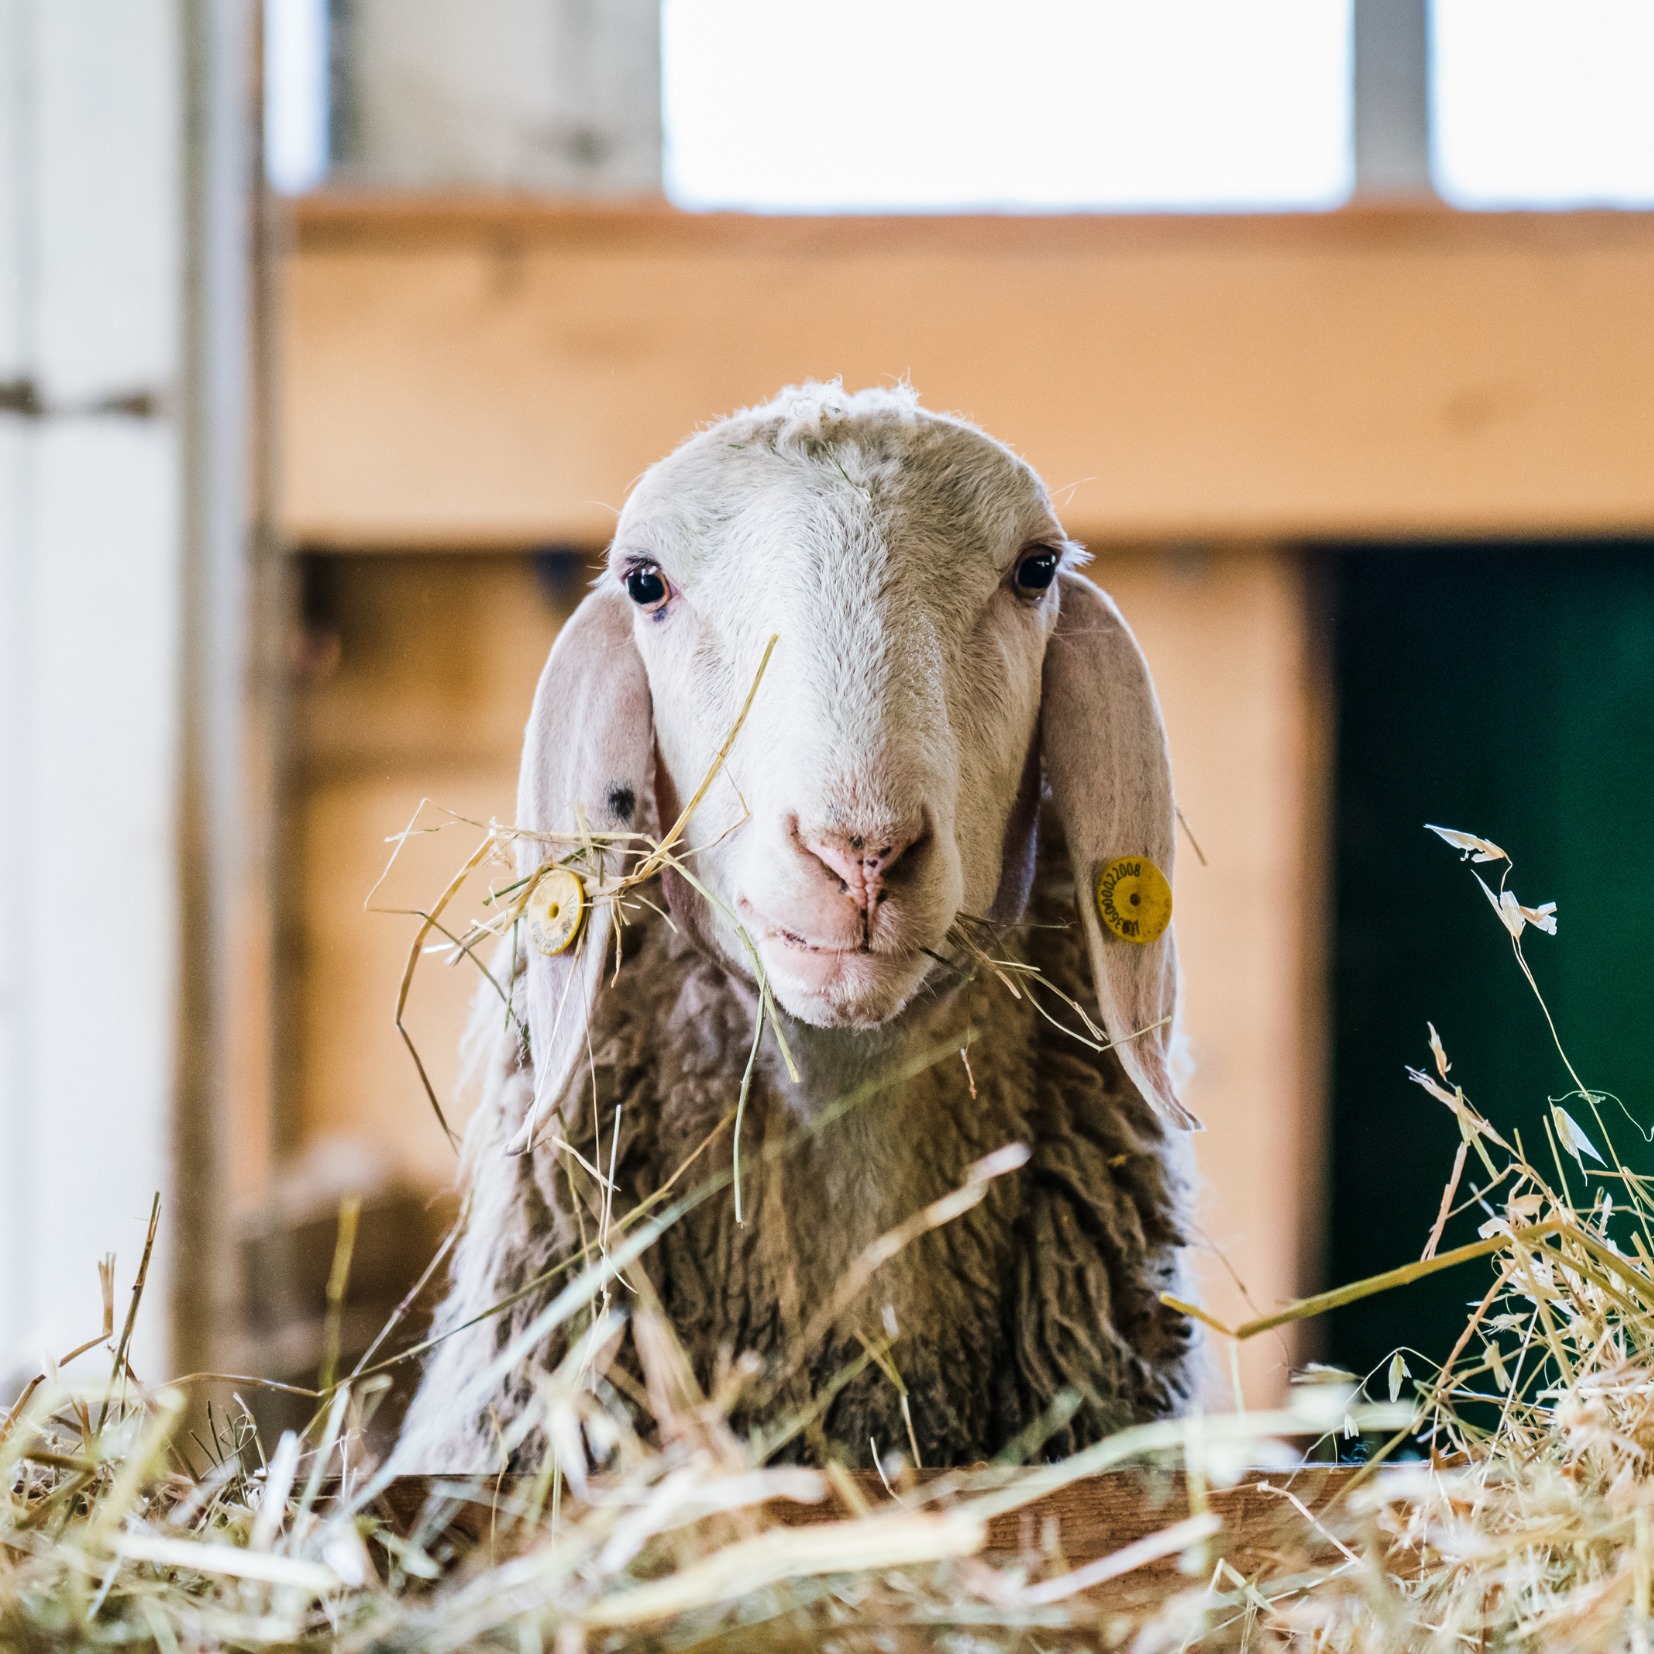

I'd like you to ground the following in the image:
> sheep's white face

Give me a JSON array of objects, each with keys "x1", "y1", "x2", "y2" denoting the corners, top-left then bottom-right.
[{"x1": 608, "y1": 392, "x2": 1071, "y2": 1030}]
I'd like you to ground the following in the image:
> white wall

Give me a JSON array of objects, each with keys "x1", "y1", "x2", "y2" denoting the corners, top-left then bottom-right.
[{"x1": 0, "y1": 0, "x2": 183, "y2": 1386}]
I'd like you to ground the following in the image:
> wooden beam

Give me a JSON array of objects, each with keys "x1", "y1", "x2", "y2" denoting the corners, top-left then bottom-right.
[{"x1": 282, "y1": 198, "x2": 1654, "y2": 547}]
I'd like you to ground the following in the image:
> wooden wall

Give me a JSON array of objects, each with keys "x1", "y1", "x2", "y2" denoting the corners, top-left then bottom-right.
[
  {"x1": 276, "y1": 200, "x2": 1654, "y2": 1406},
  {"x1": 285, "y1": 544, "x2": 1324, "y2": 1404},
  {"x1": 288, "y1": 554, "x2": 574, "y2": 1186}
]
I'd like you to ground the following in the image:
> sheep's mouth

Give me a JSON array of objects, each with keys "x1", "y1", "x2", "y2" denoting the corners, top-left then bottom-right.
[
  {"x1": 737, "y1": 900, "x2": 916, "y2": 961},
  {"x1": 730, "y1": 893, "x2": 946, "y2": 1028},
  {"x1": 770, "y1": 927, "x2": 867, "y2": 958}
]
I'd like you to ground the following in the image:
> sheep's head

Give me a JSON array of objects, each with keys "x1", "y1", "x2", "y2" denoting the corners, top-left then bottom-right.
[
  {"x1": 615, "y1": 386, "x2": 1059, "y2": 1031},
  {"x1": 515, "y1": 384, "x2": 1191, "y2": 1136}
]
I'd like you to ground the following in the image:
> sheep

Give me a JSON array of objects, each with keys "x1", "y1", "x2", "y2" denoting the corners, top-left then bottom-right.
[{"x1": 395, "y1": 382, "x2": 1200, "y2": 1472}]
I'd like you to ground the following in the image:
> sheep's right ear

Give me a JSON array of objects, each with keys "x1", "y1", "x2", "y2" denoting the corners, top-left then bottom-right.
[
  {"x1": 506, "y1": 585, "x2": 655, "y2": 1154},
  {"x1": 1040, "y1": 573, "x2": 1198, "y2": 1132}
]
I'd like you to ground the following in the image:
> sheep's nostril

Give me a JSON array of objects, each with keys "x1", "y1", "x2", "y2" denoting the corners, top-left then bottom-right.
[{"x1": 799, "y1": 816, "x2": 929, "y2": 910}]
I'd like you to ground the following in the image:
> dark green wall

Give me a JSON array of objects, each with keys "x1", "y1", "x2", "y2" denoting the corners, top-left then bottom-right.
[{"x1": 1327, "y1": 543, "x2": 1654, "y2": 1383}]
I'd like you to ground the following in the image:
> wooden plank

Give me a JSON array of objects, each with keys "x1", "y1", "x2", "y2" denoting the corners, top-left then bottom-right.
[
  {"x1": 1107, "y1": 547, "x2": 1327, "y2": 1405},
  {"x1": 286, "y1": 554, "x2": 574, "y2": 1186},
  {"x1": 281, "y1": 198, "x2": 1654, "y2": 546},
  {"x1": 375, "y1": 1465, "x2": 1357, "y2": 1601}
]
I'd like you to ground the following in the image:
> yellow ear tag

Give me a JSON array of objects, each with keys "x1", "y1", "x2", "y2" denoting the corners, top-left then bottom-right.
[
  {"x1": 1096, "y1": 856, "x2": 1172, "y2": 945},
  {"x1": 526, "y1": 868, "x2": 587, "y2": 956}
]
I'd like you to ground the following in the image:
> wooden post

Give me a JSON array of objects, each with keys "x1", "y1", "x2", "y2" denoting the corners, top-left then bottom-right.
[{"x1": 173, "y1": 0, "x2": 266, "y2": 1381}]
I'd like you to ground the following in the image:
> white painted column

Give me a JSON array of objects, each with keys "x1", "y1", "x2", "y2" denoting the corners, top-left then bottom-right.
[
  {"x1": 0, "y1": 2, "x2": 187, "y2": 1385},
  {"x1": 339, "y1": 0, "x2": 662, "y2": 193}
]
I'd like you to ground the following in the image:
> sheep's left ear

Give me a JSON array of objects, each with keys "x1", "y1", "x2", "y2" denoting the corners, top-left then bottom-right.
[
  {"x1": 506, "y1": 585, "x2": 656, "y2": 1154},
  {"x1": 1040, "y1": 573, "x2": 1197, "y2": 1131}
]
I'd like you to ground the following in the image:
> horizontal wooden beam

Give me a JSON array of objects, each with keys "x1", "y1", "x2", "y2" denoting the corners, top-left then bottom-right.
[{"x1": 281, "y1": 197, "x2": 1654, "y2": 546}]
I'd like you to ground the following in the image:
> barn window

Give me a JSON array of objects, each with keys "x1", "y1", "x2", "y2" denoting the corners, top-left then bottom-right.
[
  {"x1": 661, "y1": 0, "x2": 1356, "y2": 213},
  {"x1": 265, "y1": 0, "x2": 331, "y2": 194},
  {"x1": 1432, "y1": 0, "x2": 1654, "y2": 209}
]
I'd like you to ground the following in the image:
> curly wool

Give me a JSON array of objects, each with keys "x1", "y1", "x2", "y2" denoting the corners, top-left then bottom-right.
[{"x1": 398, "y1": 813, "x2": 1199, "y2": 1473}]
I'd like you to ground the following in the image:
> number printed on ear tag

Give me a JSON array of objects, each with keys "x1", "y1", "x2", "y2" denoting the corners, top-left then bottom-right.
[
  {"x1": 526, "y1": 868, "x2": 587, "y2": 956},
  {"x1": 1096, "y1": 856, "x2": 1172, "y2": 945}
]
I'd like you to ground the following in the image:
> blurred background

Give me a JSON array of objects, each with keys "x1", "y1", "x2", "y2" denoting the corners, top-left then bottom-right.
[{"x1": 4, "y1": 0, "x2": 1654, "y2": 1425}]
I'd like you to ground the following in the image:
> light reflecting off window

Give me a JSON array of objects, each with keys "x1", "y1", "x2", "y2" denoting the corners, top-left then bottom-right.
[
  {"x1": 265, "y1": 0, "x2": 330, "y2": 194},
  {"x1": 1433, "y1": 0, "x2": 1654, "y2": 208},
  {"x1": 663, "y1": 0, "x2": 1353, "y2": 214}
]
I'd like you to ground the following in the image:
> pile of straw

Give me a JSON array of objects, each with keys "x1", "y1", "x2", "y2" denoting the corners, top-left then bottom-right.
[
  {"x1": 6, "y1": 821, "x2": 1652, "y2": 1651},
  {"x1": 0, "y1": 1215, "x2": 1404, "y2": 1651}
]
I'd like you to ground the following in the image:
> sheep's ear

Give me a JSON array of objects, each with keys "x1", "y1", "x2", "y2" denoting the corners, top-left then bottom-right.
[
  {"x1": 507, "y1": 585, "x2": 655, "y2": 1154},
  {"x1": 1040, "y1": 573, "x2": 1197, "y2": 1131}
]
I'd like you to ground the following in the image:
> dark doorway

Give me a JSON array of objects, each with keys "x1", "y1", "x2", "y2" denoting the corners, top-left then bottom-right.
[{"x1": 1326, "y1": 542, "x2": 1654, "y2": 1385}]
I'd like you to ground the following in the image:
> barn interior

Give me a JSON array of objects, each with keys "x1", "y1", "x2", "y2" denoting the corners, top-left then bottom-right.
[{"x1": 4, "y1": 0, "x2": 1653, "y2": 1432}]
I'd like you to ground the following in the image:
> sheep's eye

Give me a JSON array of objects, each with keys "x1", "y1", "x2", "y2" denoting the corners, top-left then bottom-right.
[
  {"x1": 624, "y1": 562, "x2": 670, "y2": 611},
  {"x1": 1014, "y1": 548, "x2": 1059, "y2": 593}
]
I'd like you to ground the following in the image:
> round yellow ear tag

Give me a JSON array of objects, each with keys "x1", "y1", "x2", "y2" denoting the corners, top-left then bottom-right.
[
  {"x1": 526, "y1": 868, "x2": 587, "y2": 956},
  {"x1": 1096, "y1": 856, "x2": 1172, "y2": 945}
]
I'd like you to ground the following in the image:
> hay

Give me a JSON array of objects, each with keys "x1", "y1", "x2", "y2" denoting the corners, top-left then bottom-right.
[
  {"x1": 0, "y1": 1285, "x2": 1406, "y2": 1652},
  {"x1": 10, "y1": 815, "x2": 1654, "y2": 1649}
]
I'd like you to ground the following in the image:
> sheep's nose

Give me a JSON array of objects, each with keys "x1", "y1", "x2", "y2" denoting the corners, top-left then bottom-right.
[{"x1": 800, "y1": 816, "x2": 929, "y2": 910}]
